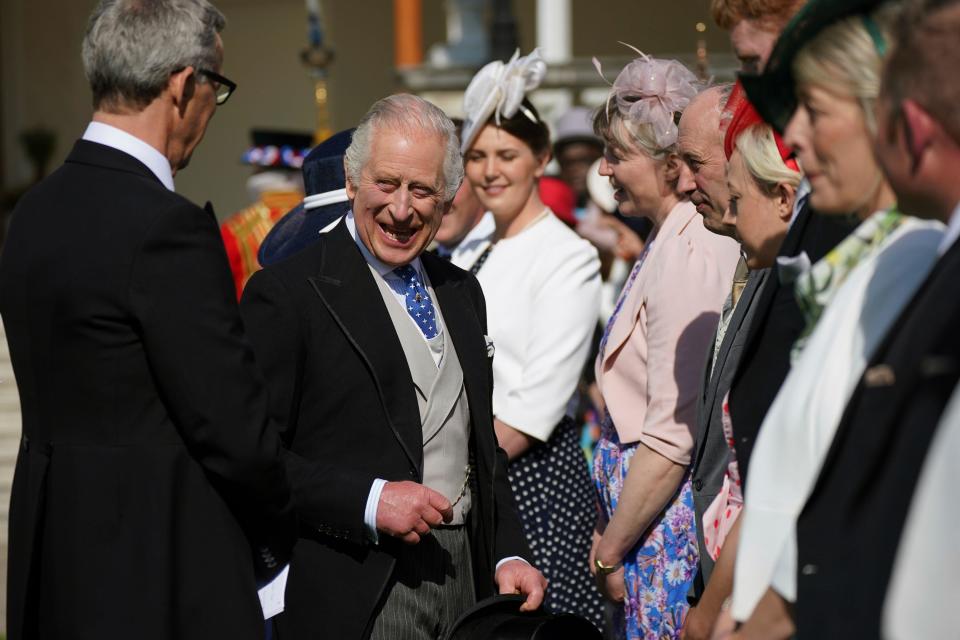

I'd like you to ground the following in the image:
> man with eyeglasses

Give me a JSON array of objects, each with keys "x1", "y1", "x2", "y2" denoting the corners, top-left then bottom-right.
[{"x1": 0, "y1": 1, "x2": 294, "y2": 639}]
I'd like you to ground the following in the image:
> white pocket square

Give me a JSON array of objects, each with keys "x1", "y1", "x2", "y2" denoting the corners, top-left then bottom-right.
[{"x1": 484, "y1": 335, "x2": 495, "y2": 359}]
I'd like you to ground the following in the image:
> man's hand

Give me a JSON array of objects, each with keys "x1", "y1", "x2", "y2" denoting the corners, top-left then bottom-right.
[
  {"x1": 376, "y1": 481, "x2": 453, "y2": 544},
  {"x1": 495, "y1": 560, "x2": 548, "y2": 612}
]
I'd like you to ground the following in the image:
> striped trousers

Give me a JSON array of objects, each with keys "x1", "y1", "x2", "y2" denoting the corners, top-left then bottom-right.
[{"x1": 370, "y1": 526, "x2": 475, "y2": 640}]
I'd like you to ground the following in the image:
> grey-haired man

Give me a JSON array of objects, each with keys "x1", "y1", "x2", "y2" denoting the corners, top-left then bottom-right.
[
  {"x1": 240, "y1": 93, "x2": 546, "y2": 640},
  {"x1": 0, "y1": 2, "x2": 294, "y2": 638}
]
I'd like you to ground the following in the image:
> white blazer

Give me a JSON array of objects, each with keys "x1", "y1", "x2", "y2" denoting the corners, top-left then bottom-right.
[{"x1": 732, "y1": 217, "x2": 944, "y2": 621}]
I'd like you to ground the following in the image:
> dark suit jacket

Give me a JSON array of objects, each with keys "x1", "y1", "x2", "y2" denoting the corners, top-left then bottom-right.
[
  {"x1": 690, "y1": 267, "x2": 769, "y2": 593},
  {"x1": 727, "y1": 203, "x2": 857, "y2": 486},
  {"x1": 239, "y1": 222, "x2": 530, "y2": 640},
  {"x1": 795, "y1": 238, "x2": 960, "y2": 638},
  {"x1": 0, "y1": 140, "x2": 295, "y2": 640}
]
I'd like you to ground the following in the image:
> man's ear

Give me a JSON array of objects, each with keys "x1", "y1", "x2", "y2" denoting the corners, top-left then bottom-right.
[
  {"x1": 168, "y1": 66, "x2": 196, "y2": 117},
  {"x1": 663, "y1": 152, "x2": 683, "y2": 183},
  {"x1": 344, "y1": 159, "x2": 357, "y2": 200},
  {"x1": 776, "y1": 182, "x2": 797, "y2": 223},
  {"x1": 901, "y1": 99, "x2": 936, "y2": 174}
]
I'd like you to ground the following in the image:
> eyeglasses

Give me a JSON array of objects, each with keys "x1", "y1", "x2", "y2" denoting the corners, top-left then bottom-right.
[{"x1": 197, "y1": 68, "x2": 237, "y2": 106}]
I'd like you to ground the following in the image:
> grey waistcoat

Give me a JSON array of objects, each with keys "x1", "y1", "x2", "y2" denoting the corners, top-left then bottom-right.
[{"x1": 371, "y1": 267, "x2": 473, "y2": 524}]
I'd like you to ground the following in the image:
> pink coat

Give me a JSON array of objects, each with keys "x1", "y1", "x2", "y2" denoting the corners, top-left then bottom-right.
[{"x1": 596, "y1": 201, "x2": 739, "y2": 464}]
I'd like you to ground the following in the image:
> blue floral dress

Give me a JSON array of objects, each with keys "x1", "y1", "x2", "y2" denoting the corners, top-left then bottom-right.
[
  {"x1": 592, "y1": 245, "x2": 699, "y2": 639},
  {"x1": 594, "y1": 419, "x2": 699, "y2": 639}
]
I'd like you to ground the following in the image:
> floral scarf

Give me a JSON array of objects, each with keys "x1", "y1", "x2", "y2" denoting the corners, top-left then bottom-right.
[{"x1": 792, "y1": 208, "x2": 906, "y2": 361}]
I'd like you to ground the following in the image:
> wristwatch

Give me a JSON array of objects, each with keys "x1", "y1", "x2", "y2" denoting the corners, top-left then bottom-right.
[{"x1": 594, "y1": 557, "x2": 622, "y2": 576}]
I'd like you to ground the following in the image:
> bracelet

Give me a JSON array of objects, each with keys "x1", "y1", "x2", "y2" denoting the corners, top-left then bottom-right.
[{"x1": 594, "y1": 557, "x2": 622, "y2": 576}]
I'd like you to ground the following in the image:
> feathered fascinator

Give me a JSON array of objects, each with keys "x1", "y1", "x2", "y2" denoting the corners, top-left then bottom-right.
[
  {"x1": 594, "y1": 44, "x2": 701, "y2": 149},
  {"x1": 460, "y1": 49, "x2": 547, "y2": 154}
]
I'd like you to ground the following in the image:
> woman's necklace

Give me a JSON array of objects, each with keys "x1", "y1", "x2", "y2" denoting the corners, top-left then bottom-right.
[
  {"x1": 514, "y1": 207, "x2": 552, "y2": 236},
  {"x1": 470, "y1": 207, "x2": 552, "y2": 275}
]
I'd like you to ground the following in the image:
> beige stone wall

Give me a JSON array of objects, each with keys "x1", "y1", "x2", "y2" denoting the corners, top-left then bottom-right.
[{"x1": 2, "y1": 0, "x2": 729, "y2": 217}]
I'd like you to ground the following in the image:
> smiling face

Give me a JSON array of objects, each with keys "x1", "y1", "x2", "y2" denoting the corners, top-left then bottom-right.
[
  {"x1": 597, "y1": 138, "x2": 668, "y2": 219},
  {"x1": 346, "y1": 128, "x2": 448, "y2": 268},
  {"x1": 784, "y1": 84, "x2": 883, "y2": 216},
  {"x1": 727, "y1": 150, "x2": 790, "y2": 269},
  {"x1": 463, "y1": 124, "x2": 549, "y2": 222}
]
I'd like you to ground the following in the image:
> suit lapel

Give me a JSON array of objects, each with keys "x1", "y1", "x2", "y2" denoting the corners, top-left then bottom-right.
[
  {"x1": 421, "y1": 335, "x2": 464, "y2": 445},
  {"x1": 603, "y1": 261, "x2": 648, "y2": 365},
  {"x1": 692, "y1": 268, "x2": 763, "y2": 467},
  {"x1": 600, "y1": 205, "x2": 695, "y2": 369},
  {"x1": 704, "y1": 269, "x2": 766, "y2": 412},
  {"x1": 424, "y1": 256, "x2": 493, "y2": 467},
  {"x1": 808, "y1": 238, "x2": 960, "y2": 504},
  {"x1": 307, "y1": 223, "x2": 423, "y2": 475},
  {"x1": 851, "y1": 240, "x2": 960, "y2": 444}
]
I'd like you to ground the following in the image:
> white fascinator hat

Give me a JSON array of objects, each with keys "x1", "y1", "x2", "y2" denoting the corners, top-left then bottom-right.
[{"x1": 460, "y1": 49, "x2": 548, "y2": 154}]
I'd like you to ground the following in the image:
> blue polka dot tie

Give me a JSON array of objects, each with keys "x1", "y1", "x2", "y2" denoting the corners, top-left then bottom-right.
[{"x1": 393, "y1": 265, "x2": 439, "y2": 339}]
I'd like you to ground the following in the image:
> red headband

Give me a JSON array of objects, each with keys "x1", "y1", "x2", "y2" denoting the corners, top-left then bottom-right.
[{"x1": 723, "y1": 82, "x2": 799, "y2": 172}]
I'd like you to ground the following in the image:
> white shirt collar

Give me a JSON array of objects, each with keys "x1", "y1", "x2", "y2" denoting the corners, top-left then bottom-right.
[
  {"x1": 344, "y1": 211, "x2": 425, "y2": 279},
  {"x1": 938, "y1": 201, "x2": 960, "y2": 256},
  {"x1": 81, "y1": 122, "x2": 175, "y2": 192}
]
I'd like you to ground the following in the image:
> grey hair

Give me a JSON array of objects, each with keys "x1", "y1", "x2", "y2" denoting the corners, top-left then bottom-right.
[
  {"x1": 715, "y1": 82, "x2": 736, "y2": 132},
  {"x1": 344, "y1": 94, "x2": 464, "y2": 202},
  {"x1": 82, "y1": 0, "x2": 226, "y2": 110}
]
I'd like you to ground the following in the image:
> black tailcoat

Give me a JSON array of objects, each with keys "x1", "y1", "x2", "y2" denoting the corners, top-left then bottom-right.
[
  {"x1": 794, "y1": 238, "x2": 960, "y2": 638},
  {"x1": 239, "y1": 222, "x2": 530, "y2": 640},
  {"x1": 0, "y1": 141, "x2": 295, "y2": 640}
]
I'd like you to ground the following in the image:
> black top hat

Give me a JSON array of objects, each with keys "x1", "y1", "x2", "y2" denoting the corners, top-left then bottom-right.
[
  {"x1": 740, "y1": 0, "x2": 889, "y2": 134},
  {"x1": 443, "y1": 595, "x2": 602, "y2": 640},
  {"x1": 258, "y1": 128, "x2": 355, "y2": 267}
]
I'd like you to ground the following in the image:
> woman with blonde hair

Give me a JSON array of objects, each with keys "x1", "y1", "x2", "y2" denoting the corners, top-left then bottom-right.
[
  {"x1": 728, "y1": 1, "x2": 945, "y2": 637},
  {"x1": 723, "y1": 91, "x2": 801, "y2": 273},
  {"x1": 589, "y1": 52, "x2": 740, "y2": 639}
]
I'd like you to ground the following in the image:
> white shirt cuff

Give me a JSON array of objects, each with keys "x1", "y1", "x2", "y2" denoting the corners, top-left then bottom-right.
[
  {"x1": 364, "y1": 478, "x2": 388, "y2": 545},
  {"x1": 257, "y1": 564, "x2": 289, "y2": 620},
  {"x1": 495, "y1": 556, "x2": 529, "y2": 572}
]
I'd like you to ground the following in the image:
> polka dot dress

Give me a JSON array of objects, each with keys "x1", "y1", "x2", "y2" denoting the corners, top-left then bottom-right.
[{"x1": 508, "y1": 416, "x2": 604, "y2": 630}]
